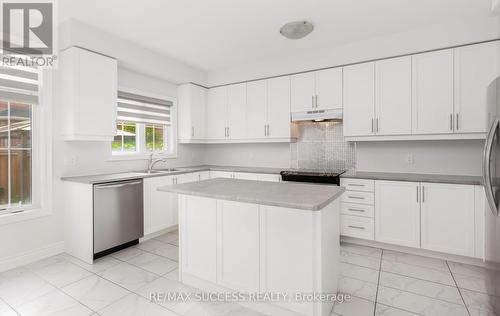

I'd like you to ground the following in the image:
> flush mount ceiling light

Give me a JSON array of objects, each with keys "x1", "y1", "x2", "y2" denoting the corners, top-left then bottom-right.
[{"x1": 280, "y1": 21, "x2": 314, "y2": 40}]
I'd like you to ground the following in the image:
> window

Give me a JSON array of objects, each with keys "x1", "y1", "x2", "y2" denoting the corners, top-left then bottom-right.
[
  {"x1": 0, "y1": 63, "x2": 39, "y2": 213},
  {"x1": 112, "y1": 90, "x2": 174, "y2": 156}
]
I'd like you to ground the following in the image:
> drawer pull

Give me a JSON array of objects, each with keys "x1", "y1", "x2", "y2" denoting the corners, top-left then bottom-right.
[
  {"x1": 348, "y1": 184, "x2": 365, "y2": 187},
  {"x1": 348, "y1": 208, "x2": 365, "y2": 212},
  {"x1": 348, "y1": 225, "x2": 365, "y2": 230},
  {"x1": 348, "y1": 195, "x2": 365, "y2": 200}
]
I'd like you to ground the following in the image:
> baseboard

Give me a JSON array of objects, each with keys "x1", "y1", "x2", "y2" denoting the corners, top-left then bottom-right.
[
  {"x1": 341, "y1": 236, "x2": 486, "y2": 267},
  {"x1": 140, "y1": 225, "x2": 178, "y2": 242},
  {"x1": 0, "y1": 241, "x2": 65, "y2": 272}
]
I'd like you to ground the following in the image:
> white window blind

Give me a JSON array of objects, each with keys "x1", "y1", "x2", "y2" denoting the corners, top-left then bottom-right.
[
  {"x1": 117, "y1": 91, "x2": 172, "y2": 125},
  {"x1": 0, "y1": 63, "x2": 39, "y2": 104}
]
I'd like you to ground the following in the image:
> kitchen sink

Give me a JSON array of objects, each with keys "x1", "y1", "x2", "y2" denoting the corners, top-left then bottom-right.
[{"x1": 141, "y1": 168, "x2": 180, "y2": 174}]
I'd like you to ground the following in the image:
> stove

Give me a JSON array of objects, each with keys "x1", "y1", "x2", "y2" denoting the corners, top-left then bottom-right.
[{"x1": 280, "y1": 170, "x2": 345, "y2": 185}]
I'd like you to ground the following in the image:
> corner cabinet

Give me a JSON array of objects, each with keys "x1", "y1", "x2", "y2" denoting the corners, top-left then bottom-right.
[
  {"x1": 59, "y1": 47, "x2": 118, "y2": 141},
  {"x1": 178, "y1": 84, "x2": 207, "y2": 142}
]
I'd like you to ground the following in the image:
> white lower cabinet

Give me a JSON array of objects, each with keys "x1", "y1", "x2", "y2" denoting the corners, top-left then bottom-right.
[
  {"x1": 420, "y1": 183, "x2": 475, "y2": 257},
  {"x1": 144, "y1": 175, "x2": 177, "y2": 235},
  {"x1": 341, "y1": 215, "x2": 375, "y2": 240},
  {"x1": 375, "y1": 181, "x2": 420, "y2": 248},
  {"x1": 179, "y1": 196, "x2": 217, "y2": 282},
  {"x1": 217, "y1": 200, "x2": 260, "y2": 292}
]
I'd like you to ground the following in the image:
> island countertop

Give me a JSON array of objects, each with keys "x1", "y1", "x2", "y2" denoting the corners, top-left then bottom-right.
[{"x1": 158, "y1": 178, "x2": 345, "y2": 211}]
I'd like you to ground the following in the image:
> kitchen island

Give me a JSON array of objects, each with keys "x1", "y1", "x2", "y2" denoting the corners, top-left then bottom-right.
[{"x1": 159, "y1": 178, "x2": 345, "y2": 316}]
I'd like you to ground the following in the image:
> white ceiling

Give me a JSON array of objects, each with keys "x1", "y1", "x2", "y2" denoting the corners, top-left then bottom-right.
[{"x1": 59, "y1": 0, "x2": 494, "y2": 72}]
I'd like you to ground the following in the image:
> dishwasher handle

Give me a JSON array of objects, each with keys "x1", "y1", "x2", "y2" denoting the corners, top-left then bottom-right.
[{"x1": 94, "y1": 180, "x2": 143, "y2": 189}]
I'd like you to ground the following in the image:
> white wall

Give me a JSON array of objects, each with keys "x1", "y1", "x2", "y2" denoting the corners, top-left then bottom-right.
[
  {"x1": 208, "y1": 18, "x2": 500, "y2": 85},
  {"x1": 356, "y1": 140, "x2": 484, "y2": 176},
  {"x1": 204, "y1": 143, "x2": 290, "y2": 169},
  {"x1": 59, "y1": 19, "x2": 208, "y2": 86}
]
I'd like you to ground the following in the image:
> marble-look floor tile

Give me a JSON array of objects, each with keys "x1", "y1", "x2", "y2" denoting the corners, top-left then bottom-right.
[
  {"x1": 27, "y1": 257, "x2": 93, "y2": 288},
  {"x1": 339, "y1": 262, "x2": 379, "y2": 284},
  {"x1": 377, "y1": 286, "x2": 468, "y2": 316},
  {"x1": 461, "y1": 288, "x2": 500, "y2": 316},
  {"x1": 136, "y1": 240, "x2": 179, "y2": 262},
  {"x1": 382, "y1": 251, "x2": 448, "y2": 272},
  {"x1": 126, "y1": 252, "x2": 178, "y2": 276},
  {"x1": 340, "y1": 243, "x2": 382, "y2": 259},
  {"x1": 454, "y1": 272, "x2": 500, "y2": 297},
  {"x1": 98, "y1": 262, "x2": 159, "y2": 291},
  {"x1": 154, "y1": 231, "x2": 178, "y2": 244},
  {"x1": 340, "y1": 250, "x2": 381, "y2": 270},
  {"x1": 99, "y1": 293, "x2": 176, "y2": 316},
  {"x1": 169, "y1": 239, "x2": 179, "y2": 246},
  {"x1": 379, "y1": 272, "x2": 463, "y2": 304},
  {"x1": 111, "y1": 247, "x2": 146, "y2": 261},
  {"x1": 183, "y1": 301, "x2": 266, "y2": 316},
  {"x1": 0, "y1": 267, "x2": 56, "y2": 307},
  {"x1": 333, "y1": 295, "x2": 375, "y2": 316},
  {"x1": 381, "y1": 260, "x2": 454, "y2": 286},
  {"x1": 63, "y1": 254, "x2": 122, "y2": 274},
  {"x1": 338, "y1": 276, "x2": 378, "y2": 301},
  {"x1": 164, "y1": 269, "x2": 180, "y2": 282},
  {"x1": 16, "y1": 289, "x2": 93, "y2": 316},
  {"x1": 0, "y1": 299, "x2": 17, "y2": 316},
  {"x1": 375, "y1": 303, "x2": 420, "y2": 315},
  {"x1": 447, "y1": 261, "x2": 490, "y2": 279},
  {"x1": 135, "y1": 276, "x2": 200, "y2": 315},
  {"x1": 61, "y1": 275, "x2": 129, "y2": 311}
]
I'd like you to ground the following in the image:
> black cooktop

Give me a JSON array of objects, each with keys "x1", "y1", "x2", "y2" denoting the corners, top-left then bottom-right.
[{"x1": 280, "y1": 170, "x2": 346, "y2": 185}]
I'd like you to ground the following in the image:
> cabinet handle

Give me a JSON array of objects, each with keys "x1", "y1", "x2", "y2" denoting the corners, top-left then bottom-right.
[
  {"x1": 228, "y1": 127, "x2": 230, "y2": 138},
  {"x1": 315, "y1": 95, "x2": 319, "y2": 108},
  {"x1": 348, "y1": 208, "x2": 365, "y2": 213},
  {"x1": 348, "y1": 195, "x2": 365, "y2": 200},
  {"x1": 422, "y1": 186, "x2": 425, "y2": 203},
  {"x1": 312, "y1": 95, "x2": 315, "y2": 109},
  {"x1": 371, "y1": 118, "x2": 374, "y2": 133},
  {"x1": 376, "y1": 118, "x2": 379, "y2": 133},
  {"x1": 348, "y1": 183, "x2": 365, "y2": 187},
  {"x1": 264, "y1": 125, "x2": 267, "y2": 136},
  {"x1": 450, "y1": 114, "x2": 453, "y2": 131},
  {"x1": 456, "y1": 113, "x2": 459, "y2": 130},
  {"x1": 191, "y1": 127, "x2": 194, "y2": 137},
  {"x1": 348, "y1": 225, "x2": 365, "y2": 230},
  {"x1": 416, "y1": 186, "x2": 419, "y2": 203}
]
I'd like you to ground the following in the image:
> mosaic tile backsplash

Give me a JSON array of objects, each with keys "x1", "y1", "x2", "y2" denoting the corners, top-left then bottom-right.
[{"x1": 290, "y1": 121, "x2": 356, "y2": 171}]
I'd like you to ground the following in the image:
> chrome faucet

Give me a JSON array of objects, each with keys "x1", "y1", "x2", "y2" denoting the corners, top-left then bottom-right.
[{"x1": 147, "y1": 153, "x2": 166, "y2": 174}]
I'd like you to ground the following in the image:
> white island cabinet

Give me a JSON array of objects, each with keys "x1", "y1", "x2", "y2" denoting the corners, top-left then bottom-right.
[{"x1": 160, "y1": 178, "x2": 345, "y2": 316}]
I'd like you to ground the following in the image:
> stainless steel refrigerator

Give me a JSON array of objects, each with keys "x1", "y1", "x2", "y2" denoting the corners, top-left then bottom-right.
[{"x1": 481, "y1": 78, "x2": 500, "y2": 314}]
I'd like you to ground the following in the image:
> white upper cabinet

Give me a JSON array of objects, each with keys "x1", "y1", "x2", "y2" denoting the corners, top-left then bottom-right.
[
  {"x1": 412, "y1": 49, "x2": 454, "y2": 135},
  {"x1": 60, "y1": 47, "x2": 117, "y2": 141},
  {"x1": 207, "y1": 86, "x2": 228, "y2": 139},
  {"x1": 227, "y1": 83, "x2": 247, "y2": 140},
  {"x1": 291, "y1": 72, "x2": 315, "y2": 112},
  {"x1": 246, "y1": 80, "x2": 268, "y2": 139},
  {"x1": 343, "y1": 62, "x2": 376, "y2": 137},
  {"x1": 178, "y1": 84, "x2": 207, "y2": 141},
  {"x1": 454, "y1": 42, "x2": 500, "y2": 133},
  {"x1": 291, "y1": 68, "x2": 342, "y2": 112},
  {"x1": 375, "y1": 181, "x2": 420, "y2": 248},
  {"x1": 267, "y1": 76, "x2": 291, "y2": 138},
  {"x1": 375, "y1": 56, "x2": 412, "y2": 135},
  {"x1": 315, "y1": 68, "x2": 343, "y2": 110},
  {"x1": 420, "y1": 183, "x2": 475, "y2": 257}
]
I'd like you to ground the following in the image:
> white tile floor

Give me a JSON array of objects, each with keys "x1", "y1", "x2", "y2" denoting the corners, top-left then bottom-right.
[{"x1": 0, "y1": 231, "x2": 497, "y2": 316}]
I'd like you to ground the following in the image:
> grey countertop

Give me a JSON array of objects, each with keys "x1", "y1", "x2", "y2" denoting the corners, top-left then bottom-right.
[
  {"x1": 341, "y1": 171, "x2": 483, "y2": 185},
  {"x1": 61, "y1": 164, "x2": 482, "y2": 186},
  {"x1": 158, "y1": 178, "x2": 345, "y2": 211},
  {"x1": 60, "y1": 165, "x2": 283, "y2": 184}
]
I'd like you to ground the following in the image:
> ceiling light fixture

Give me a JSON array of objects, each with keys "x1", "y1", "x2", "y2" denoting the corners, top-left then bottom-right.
[{"x1": 280, "y1": 21, "x2": 314, "y2": 40}]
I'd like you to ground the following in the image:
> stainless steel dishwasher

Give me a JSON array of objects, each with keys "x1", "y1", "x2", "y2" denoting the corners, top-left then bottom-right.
[{"x1": 93, "y1": 179, "x2": 144, "y2": 258}]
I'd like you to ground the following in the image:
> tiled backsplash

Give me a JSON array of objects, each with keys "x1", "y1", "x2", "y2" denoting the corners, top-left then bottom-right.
[{"x1": 290, "y1": 121, "x2": 356, "y2": 171}]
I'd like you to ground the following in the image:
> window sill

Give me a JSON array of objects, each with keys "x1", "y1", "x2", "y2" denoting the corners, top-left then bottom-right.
[
  {"x1": 108, "y1": 152, "x2": 178, "y2": 161},
  {"x1": 0, "y1": 208, "x2": 52, "y2": 226}
]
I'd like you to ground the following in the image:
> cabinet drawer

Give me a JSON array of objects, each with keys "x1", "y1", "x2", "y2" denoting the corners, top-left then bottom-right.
[
  {"x1": 341, "y1": 191, "x2": 375, "y2": 205},
  {"x1": 341, "y1": 203, "x2": 374, "y2": 218},
  {"x1": 341, "y1": 215, "x2": 375, "y2": 240},
  {"x1": 341, "y1": 178, "x2": 375, "y2": 192}
]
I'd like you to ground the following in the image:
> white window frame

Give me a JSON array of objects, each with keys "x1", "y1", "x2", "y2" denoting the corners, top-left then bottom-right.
[
  {"x1": 110, "y1": 86, "x2": 177, "y2": 161},
  {"x1": 0, "y1": 69, "x2": 53, "y2": 225}
]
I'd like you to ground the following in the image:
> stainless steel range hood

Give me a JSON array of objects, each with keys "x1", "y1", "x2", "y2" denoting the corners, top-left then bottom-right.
[{"x1": 291, "y1": 108, "x2": 343, "y2": 122}]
